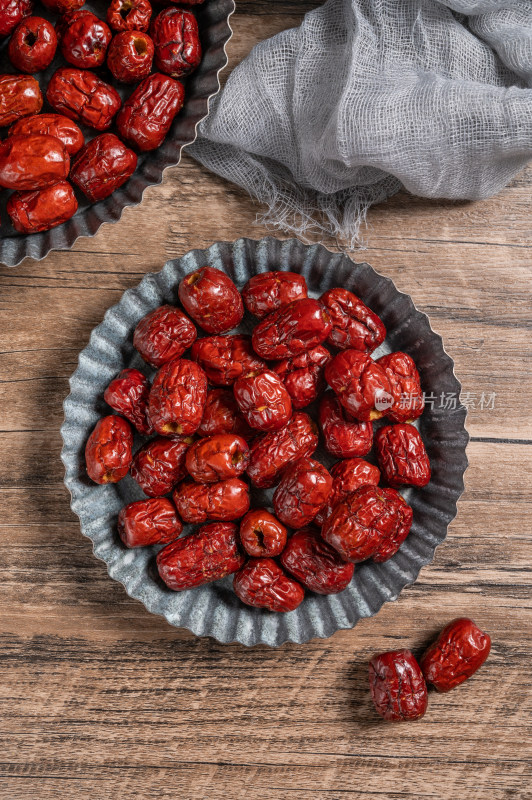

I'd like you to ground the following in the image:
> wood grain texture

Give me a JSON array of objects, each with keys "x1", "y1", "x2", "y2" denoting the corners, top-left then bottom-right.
[{"x1": 0, "y1": 3, "x2": 531, "y2": 799}]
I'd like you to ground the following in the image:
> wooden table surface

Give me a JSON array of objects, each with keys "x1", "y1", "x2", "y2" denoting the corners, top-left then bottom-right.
[{"x1": 1, "y1": 3, "x2": 531, "y2": 799}]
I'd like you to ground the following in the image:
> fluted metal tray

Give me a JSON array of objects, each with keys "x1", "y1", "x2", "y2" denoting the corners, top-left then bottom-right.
[
  {"x1": 0, "y1": 0, "x2": 234, "y2": 266},
  {"x1": 61, "y1": 236, "x2": 469, "y2": 646}
]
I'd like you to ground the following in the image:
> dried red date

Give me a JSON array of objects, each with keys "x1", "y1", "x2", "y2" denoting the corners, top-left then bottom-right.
[
  {"x1": 322, "y1": 484, "x2": 412, "y2": 563},
  {"x1": 272, "y1": 345, "x2": 331, "y2": 409},
  {"x1": 273, "y1": 457, "x2": 332, "y2": 529},
  {"x1": 7, "y1": 180, "x2": 77, "y2": 233},
  {"x1": 178, "y1": 266, "x2": 244, "y2": 334},
  {"x1": 0, "y1": 75, "x2": 42, "y2": 127},
  {"x1": 242, "y1": 271, "x2": 308, "y2": 319},
  {"x1": 47, "y1": 67, "x2": 121, "y2": 131},
  {"x1": 173, "y1": 478, "x2": 250, "y2": 523},
  {"x1": 252, "y1": 298, "x2": 332, "y2": 360},
  {"x1": 198, "y1": 389, "x2": 254, "y2": 439},
  {"x1": 247, "y1": 411, "x2": 318, "y2": 488},
  {"x1": 191, "y1": 335, "x2": 266, "y2": 387},
  {"x1": 376, "y1": 351, "x2": 425, "y2": 423},
  {"x1": 314, "y1": 457, "x2": 381, "y2": 527},
  {"x1": 118, "y1": 497, "x2": 182, "y2": 548},
  {"x1": 318, "y1": 391, "x2": 373, "y2": 458},
  {"x1": 9, "y1": 113, "x2": 84, "y2": 155},
  {"x1": 116, "y1": 73, "x2": 184, "y2": 152},
  {"x1": 0, "y1": 0, "x2": 32, "y2": 37},
  {"x1": 325, "y1": 350, "x2": 392, "y2": 422},
  {"x1": 85, "y1": 414, "x2": 133, "y2": 484},
  {"x1": 280, "y1": 527, "x2": 354, "y2": 594},
  {"x1": 107, "y1": 0, "x2": 152, "y2": 32},
  {"x1": 185, "y1": 433, "x2": 250, "y2": 483},
  {"x1": 372, "y1": 488, "x2": 413, "y2": 563},
  {"x1": 104, "y1": 368, "x2": 152, "y2": 435},
  {"x1": 233, "y1": 369, "x2": 292, "y2": 433},
  {"x1": 148, "y1": 357, "x2": 207, "y2": 436},
  {"x1": 375, "y1": 424, "x2": 431, "y2": 488},
  {"x1": 321, "y1": 287, "x2": 386, "y2": 353},
  {"x1": 233, "y1": 558, "x2": 304, "y2": 612},
  {"x1": 420, "y1": 618, "x2": 491, "y2": 692},
  {"x1": 157, "y1": 522, "x2": 245, "y2": 591},
  {"x1": 8, "y1": 16, "x2": 57, "y2": 73},
  {"x1": 130, "y1": 435, "x2": 192, "y2": 497},
  {"x1": 133, "y1": 304, "x2": 197, "y2": 368},
  {"x1": 151, "y1": 7, "x2": 201, "y2": 78},
  {"x1": 60, "y1": 11, "x2": 111, "y2": 69},
  {"x1": 369, "y1": 650, "x2": 428, "y2": 721},
  {"x1": 70, "y1": 133, "x2": 137, "y2": 202},
  {"x1": 0, "y1": 134, "x2": 69, "y2": 190},
  {"x1": 239, "y1": 509, "x2": 287, "y2": 558},
  {"x1": 107, "y1": 30, "x2": 154, "y2": 83}
]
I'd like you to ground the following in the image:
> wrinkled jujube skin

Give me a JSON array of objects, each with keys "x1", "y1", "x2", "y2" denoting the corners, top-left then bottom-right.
[
  {"x1": 41, "y1": 0, "x2": 84, "y2": 13},
  {"x1": 60, "y1": 11, "x2": 111, "y2": 69},
  {"x1": 70, "y1": 133, "x2": 137, "y2": 202},
  {"x1": 185, "y1": 433, "x2": 250, "y2": 483},
  {"x1": 133, "y1": 304, "x2": 197, "y2": 368},
  {"x1": 8, "y1": 16, "x2": 57, "y2": 73},
  {"x1": 376, "y1": 351, "x2": 425, "y2": 423},
  {"x1": 0, "y1": 0, "x2": 32, "y2": 37},
  {"x1": 151, "y1": 7, "x2": 201, "y2": 78},
  {"x1": 320, "y1": 287, "x2": 386, "y2": 353},
  {"x1": 47, "y1": 67, "x2": 121, "y2": 130},
  {"x1": 280, "y1": 527, "x2": 354, "y2": 595},
  {"x1": 7, "y1": 180, "x2": 78, "y2": 233},
  {"x1": 0, "y1": 134, "x2": 68, "y2": 190},
  {"x1": 239, "y1": 508, "x2": 287, "y2": 558},
  {"x1": 273, "y1": 457, "x2": 332, "y2": 529},
  {"x1": 375, "y1": 424, "x2": 431, "y2": 488},
  {"x1": 198, "y1": 388, "x2": 254, "y2": 440},
  {"x1": 9, "y1": 113, "x2": 84, "y2": 155},
  {"x1": 233, "y1": 369, "x2": 292, "y2": 433},
  {"x1": 322, "y1": 484, "x2": 412, "y2": 563},
  {"x1": 104, "y1": 368, "x2": 153, "y2": 436},
  {"x1": 272, "y1": 345, "x2": 332, "y2": 409},
  {"x1": 247, "y1": 411, "x2": 318, "y2": 488},
  {"x1": 107, "y1": 0, "x2": 152, "y2": 32},
  {"x1": 233, "y1": 558, "x2": 305, "y2": 612},
  {"x1": 107, "y1": 30, "x2": 154, "y2": 83},
  {"x1": 191, "y1": 334, "x2": 266, "y2": 387},
  {"x1": 118, "y1": 497, "x2": 182, "y2": 548},
  {"x1": 116, "y1": 72, "x2": 184, "y2": 152},
  {"x1": 157, "y1": 522, "x2": 245, "y2": 591},
  {"x1": 252, "y1": 298, "x2": 333, "y2": 360},
  {"x1": 178, "y1": 266, "x2": 244, "y2": 334},
  {"x1": 85, "y1": 414, "x2": 133, "y2": 484},
  {"x1": 173, "y1": 477, "x2": 250, "y2": 523},
  {"x1": 420, "y1": 618, "x2": 491, "y2": 692},
  {"x1": 371, "y1": 488, "x2": 413, "y2": 563},
  {"x1": 318, "y1": 391, "x2": 373, "y2": 458},
  {"x1": 325, "y1": 349, "x2": 392, "y2": 422},
  {"x1": 242, "y1": 271, "x2": 308, "y2": 319},
  {"x1": 0, "y1": 75, "x2": 42, "y2": 127},
  {"x1": 369, "y1": 650, "x2": 428, "y2": 721},
  {"x1": 148, "y1": 357, "x2": 207, "y2": 436},
  {"x1": 54, "y1": 8, "x2": 91, "y2": 42},
  {"x1": 314, "y1": 457, "x2": 381, "y2": 527},
  {"x1": 130, "y1": 435, "x2": 192, "y2": 497}
]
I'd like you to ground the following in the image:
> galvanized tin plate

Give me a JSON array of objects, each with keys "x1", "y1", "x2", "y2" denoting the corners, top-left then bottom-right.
[
  {"x1": 61, "y1": 236, "x2": 469, "y2": 646},
  {"x1": 0, "y1": 0, "x2": 235, "y2": 267}
]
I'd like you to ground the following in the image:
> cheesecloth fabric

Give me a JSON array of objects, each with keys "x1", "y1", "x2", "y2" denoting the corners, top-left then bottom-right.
[{"x1": 188, "y1": 0, "x2": 532, "y2": 245}]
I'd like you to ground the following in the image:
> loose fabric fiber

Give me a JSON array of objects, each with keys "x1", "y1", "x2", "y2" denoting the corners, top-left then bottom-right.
[{"x1": 189, "y1": 0, "x2": 532, "y2": 245}]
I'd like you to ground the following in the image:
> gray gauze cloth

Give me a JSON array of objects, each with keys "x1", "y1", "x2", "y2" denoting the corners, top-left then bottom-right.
[{"x1": 188, "y1": 0, "x2": 532, "y2": 245}]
